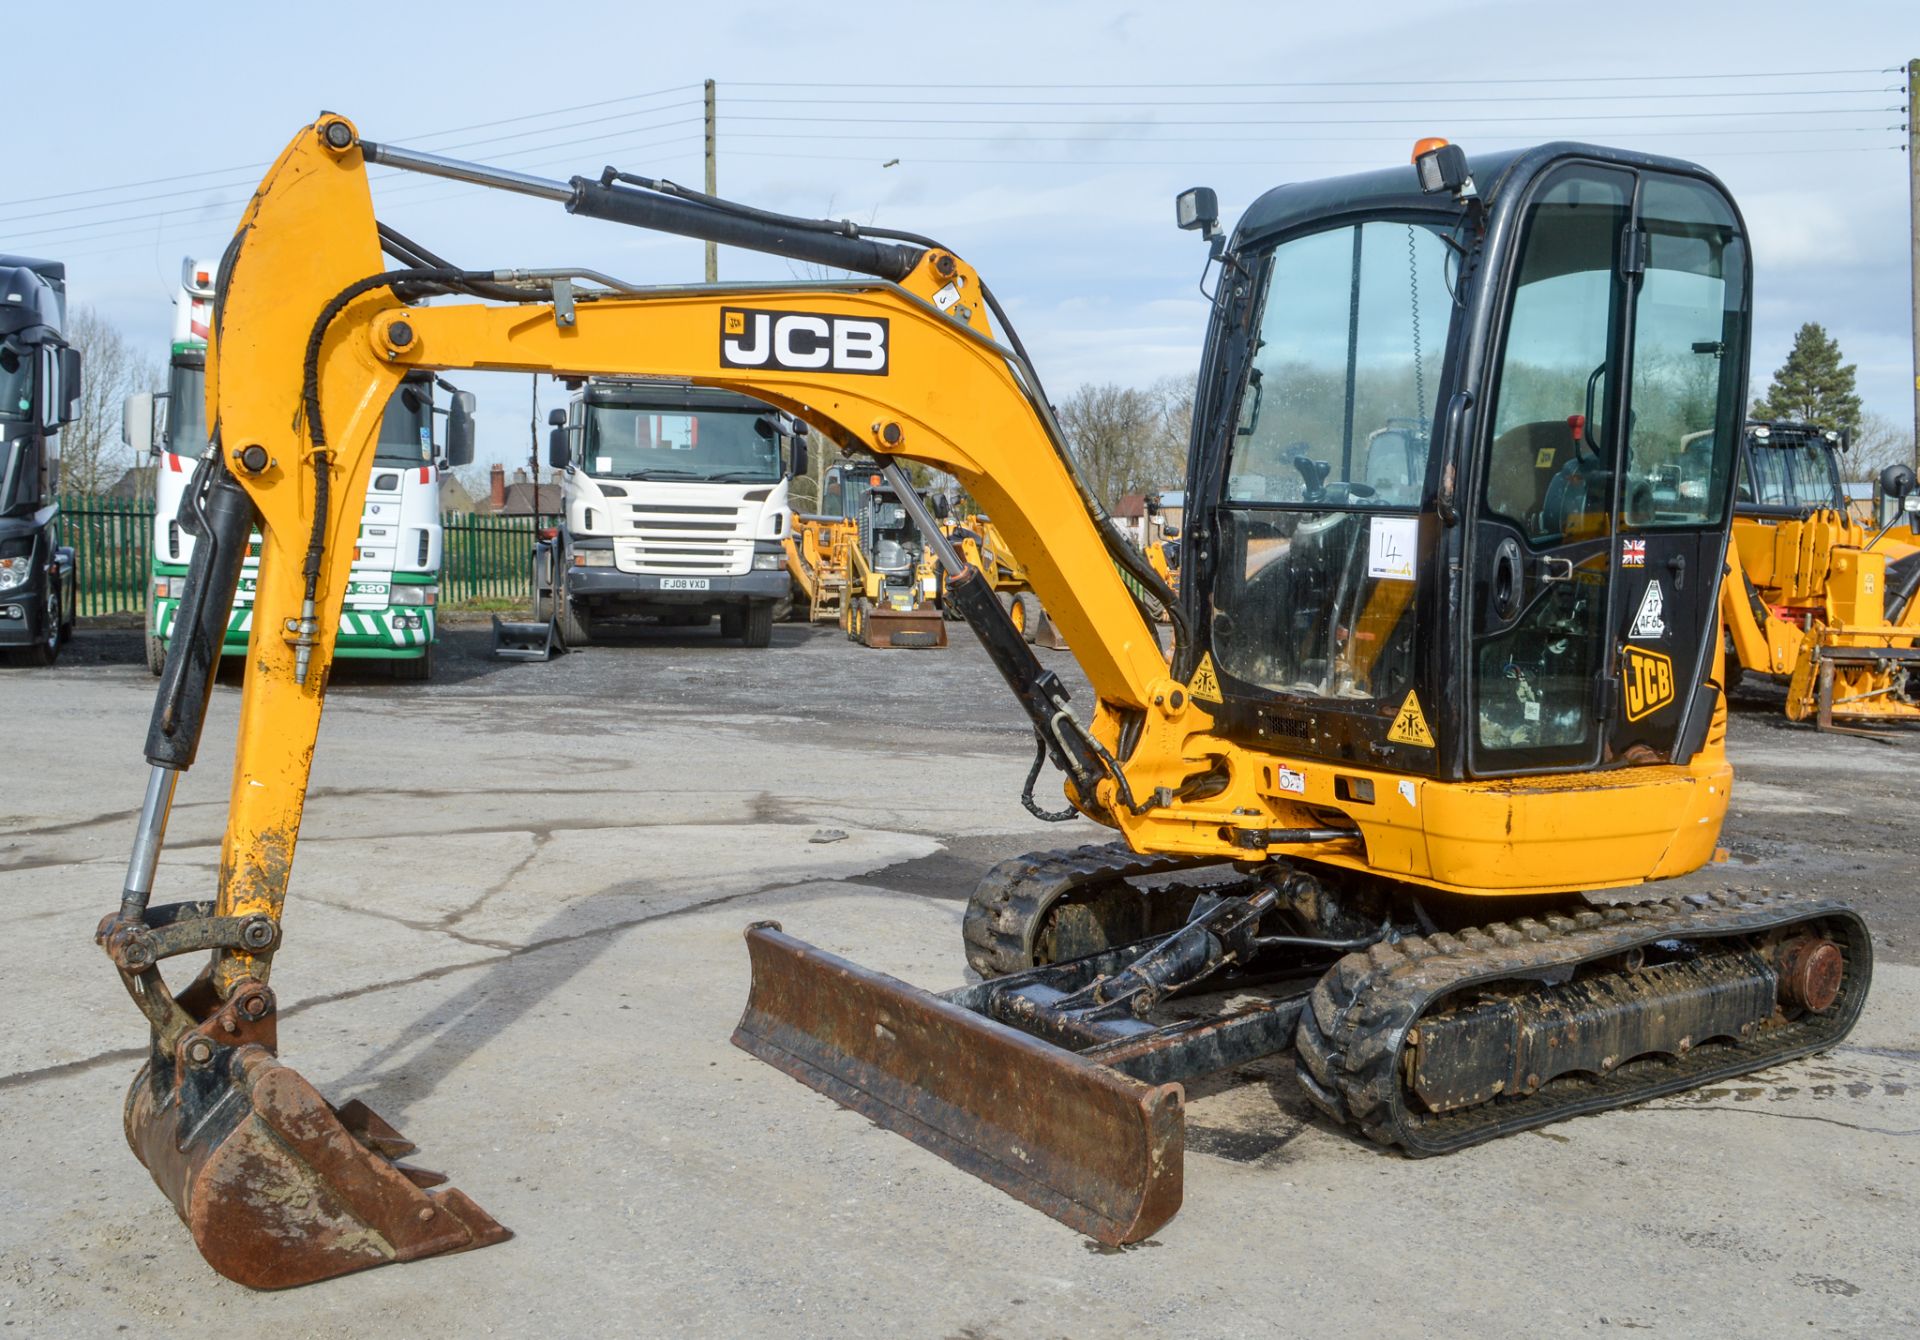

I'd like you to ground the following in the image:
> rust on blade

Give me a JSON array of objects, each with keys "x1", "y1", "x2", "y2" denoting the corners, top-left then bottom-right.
[
  {"x1": 124, "y1": 998, "x2": 510, "y2": 1289},
  {"x1": 731, "y1": 922, "x2": 1184, "y2": 1245}
]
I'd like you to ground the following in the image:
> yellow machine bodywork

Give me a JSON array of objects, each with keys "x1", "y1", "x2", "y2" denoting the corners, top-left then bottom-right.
[
  {"x1": 1722, "y1": 506, "x2": 1920, "y2": 727},
  {"x1": 783, "y1": 513, "x2": 856, "y2": 623},
  {"x1": 200, "y1": 116, "x2": 1730, "y2": 909},
  {"x1": 943, "y1": 511, "x2": 1063, "y2": 644}
]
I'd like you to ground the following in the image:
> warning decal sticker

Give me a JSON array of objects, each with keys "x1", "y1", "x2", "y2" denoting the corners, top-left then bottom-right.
[
  {"x1": 1386, "y1": 690, "x2": 1436, "y2": 747},
  {"x1": 1188, "y1": 652, "x2": 1223, "y2": 703}
]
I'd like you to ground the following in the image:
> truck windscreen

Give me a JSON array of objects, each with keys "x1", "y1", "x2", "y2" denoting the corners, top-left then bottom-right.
[
  {"x1": 584, "y1": 404, "x2": 779, "y2": 483},
  {"x1": 164, "y1": 361, "x2": 208, "y2": 457},
  {"x1": 374, "y1": 383, "x2": 434, "y2": 466},
  {"x1": 1, "y1": 338, "x2": 32, "y2": 422}
]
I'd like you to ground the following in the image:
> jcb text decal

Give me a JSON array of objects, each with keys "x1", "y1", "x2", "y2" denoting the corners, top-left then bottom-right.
[
  {"x1": 1623, "y1": 646, "x2": 1675, "y2": 722},
  {"x1": 719, "y1": 307, "x2": 889, "y2": 375}
]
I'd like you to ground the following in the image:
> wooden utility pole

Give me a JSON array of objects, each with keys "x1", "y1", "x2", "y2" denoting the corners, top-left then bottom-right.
[
  {"x1": 704, "y1": 79, "x2": 718, "y2": 283},
  {"x1": 1908, "y1": 58, "x2": 1918, "y2": 471}
]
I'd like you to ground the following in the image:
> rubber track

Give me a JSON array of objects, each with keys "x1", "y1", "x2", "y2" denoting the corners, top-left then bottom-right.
[
  {"x1": 960, "y1": 842, "x2": 1222, "y2": 979},
  {"x1": 1293, "y1": 889, "x2": 1871, "y2": 1153}
]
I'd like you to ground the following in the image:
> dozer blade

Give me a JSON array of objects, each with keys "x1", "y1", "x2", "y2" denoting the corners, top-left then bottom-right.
[
  {"x1": 491, "y1": 613, "x2": 560, "y2": 661},
  {"x1": 125, "y1": 1038, "x2": 510, "y2": 1289},
  {"x1": 731, "y1": 922, "x2": 1184, "y2": 1245}
]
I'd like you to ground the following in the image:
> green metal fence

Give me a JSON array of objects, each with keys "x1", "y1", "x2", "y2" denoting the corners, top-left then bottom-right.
[
  {"x1": 440, "y1": 512, "x2": 554, "y2": 604},
  {"x1": 55, "y1": 495, "x2": 554, "y2": 615},
  {"x1": 58, "y1": 495, "x2": 154, "y2": 616}
]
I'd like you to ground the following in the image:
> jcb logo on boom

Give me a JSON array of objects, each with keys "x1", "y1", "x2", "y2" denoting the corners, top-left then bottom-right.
[
  {"x1": 1623, "y1": 646, "x2": 1675, "y2": 722},
  {"x1": 719, "y1": 307, "x2": 889, "y2": 375}
]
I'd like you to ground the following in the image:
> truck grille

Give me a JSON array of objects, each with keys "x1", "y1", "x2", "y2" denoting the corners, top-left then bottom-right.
[{"x1": 603, "y1": 492, "x2": 758, "y2": 576}]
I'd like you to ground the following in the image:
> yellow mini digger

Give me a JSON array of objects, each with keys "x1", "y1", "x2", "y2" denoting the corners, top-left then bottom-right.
[{"x1": 99, "y1": 117, "x2": 1868, "y2": 1285}]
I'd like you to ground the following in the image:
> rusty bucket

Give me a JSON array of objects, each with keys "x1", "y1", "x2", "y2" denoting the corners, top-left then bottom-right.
[
  {"x1": 732, "y1": 923, "x2": 1183, "y2": 1245},
  {"x1": 123, "y1": 981, "x2": 509, "y2": 1289}
]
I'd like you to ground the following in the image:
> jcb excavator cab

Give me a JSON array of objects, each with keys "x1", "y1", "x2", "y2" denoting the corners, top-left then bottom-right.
[{"x1": 1186, "y1": 144, "x2": 1748, "y2": 775}]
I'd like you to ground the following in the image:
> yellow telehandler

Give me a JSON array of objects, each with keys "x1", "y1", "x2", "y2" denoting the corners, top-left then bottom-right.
[{"x1": 98, "y1": 116, "x2": 1868, "y2": 1285}]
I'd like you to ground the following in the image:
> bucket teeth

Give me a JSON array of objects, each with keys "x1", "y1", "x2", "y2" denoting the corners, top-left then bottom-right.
[
  {"x1": 126, "y1": 1042, "x2": 510, "y2": 1289},
  {"x1": 332, "y1": 1097, "x2": 420, "y2": 1159}
]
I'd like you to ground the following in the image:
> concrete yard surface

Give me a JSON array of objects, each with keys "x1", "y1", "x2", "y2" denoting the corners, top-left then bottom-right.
[{"x1": 3, "y1": 620, "x2": 1917, "y2": 1339}]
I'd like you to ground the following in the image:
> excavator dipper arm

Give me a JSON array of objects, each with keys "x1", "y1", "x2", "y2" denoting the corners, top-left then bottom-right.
[{"x1": 95, "y1": 114, "x2": 1205, "y2": 1284}]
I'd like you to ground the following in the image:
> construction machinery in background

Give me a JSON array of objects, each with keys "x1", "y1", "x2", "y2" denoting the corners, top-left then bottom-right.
[
  {"x1": 1720, "y1": 418, "x2": 1920, "y2": 730},
  {"x1": 95, "y1": 116, "x2": 1869, "y2": 1286},
  {"x1": 125, "y1": 259, "x2": 476, "y2": 680},
  {"x1": 526, "y1": 379, "x2": 805, "y2": 649},
  {"x1": 812, "y1": 455, "x2": 948, "y2": 648},
  {"x1": 943, "y1": 509, "x2": 1065, "y2": 646},
  {"x1": 783, "y1": 509, "x2": 856, "y2": 624},
  {"x1": 0, "y1": 255, "x2": 80, "y2": 666}
]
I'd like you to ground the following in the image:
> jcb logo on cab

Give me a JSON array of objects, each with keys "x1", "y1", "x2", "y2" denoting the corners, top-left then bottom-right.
[
  {"x1": 1623, "y1": 646, "x2": 1675, "y2": 722},
  {"x1": 719, "y1": 307, "x2": 889, "y2": 375}
]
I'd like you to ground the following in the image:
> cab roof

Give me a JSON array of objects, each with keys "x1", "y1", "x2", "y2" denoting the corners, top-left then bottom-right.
[{"x1": 1231, "y1": 142, "x2": 1719, "y2": 247}]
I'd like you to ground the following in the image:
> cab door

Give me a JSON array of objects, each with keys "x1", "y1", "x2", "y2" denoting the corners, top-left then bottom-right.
[
  {"x1": 1605, "y1": 174, "x2": 1747, "y2": 763},
  {"x1": 1468, "y1": 165, "x2": 1634, "y2": 775},
  {"x1": 1468, "y1": 166, "x2": 1748, "y2": 773}
]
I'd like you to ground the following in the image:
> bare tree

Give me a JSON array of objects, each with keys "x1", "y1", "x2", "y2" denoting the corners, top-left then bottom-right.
[
  {"x1": 1841, "y1": 412, "x2": 1914, "y2": 485},
  {"x1": 1057, "y1": 379, "x2": 1192, "y2": 508},
  {"x1": 58, "y1": 305, "x2": 157, "y2": 497}
]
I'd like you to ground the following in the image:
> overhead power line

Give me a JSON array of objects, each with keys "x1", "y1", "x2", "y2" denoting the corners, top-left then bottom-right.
[
  {"x1": 724, "y1": 68, "x2": 1895, "y2": 89},
  {"x1": 722, "y1": 107, "x2": 1898, "y2": 127},
  {"x1": 4, "y1": 83, "x2": 698, "y2": 213},
  {"x1": 727, "y1": 87, "x2": 1899, "y2": 108}
]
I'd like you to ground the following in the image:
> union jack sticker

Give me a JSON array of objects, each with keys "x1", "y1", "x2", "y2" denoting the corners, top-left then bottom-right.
[{"x1": 1621, "y1": 538, "x2": 1646, "y2": 568}]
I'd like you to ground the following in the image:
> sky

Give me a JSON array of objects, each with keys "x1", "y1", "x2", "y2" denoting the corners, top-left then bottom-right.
[{"x1": 8, "y1": 0, "x2": 1917, "y2": 478}]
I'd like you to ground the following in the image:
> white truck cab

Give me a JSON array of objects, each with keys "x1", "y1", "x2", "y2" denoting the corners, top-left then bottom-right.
[{"x1": 538, "y1": 380, "x2": 807, "y2": 647}]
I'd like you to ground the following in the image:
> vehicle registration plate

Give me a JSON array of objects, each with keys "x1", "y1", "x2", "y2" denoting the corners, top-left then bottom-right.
[{"x1": 659, "y1": 578, "x2": 710, "y2": 590}]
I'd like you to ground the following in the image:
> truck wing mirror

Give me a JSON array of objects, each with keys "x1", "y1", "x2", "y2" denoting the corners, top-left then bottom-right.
[
  {"x1": 123, "y1": 392, "x2": 156, "y2": 454},
  {"x1": 58, "y1": 346, "x2": 83, "y2": 425},
  {"x1": 445, "y1": 390, "x2": 477, "y2": 467},
  {"x1": 790, "y1": 435, "x2": 809, "y2": 480},
  {"x1": 548, "y1": 426, "x2": 570, "y2": 470},
  {"x1": 547, "y1": 407, "x2": 567, "y2": 427},
  {"x1": 931, "y1": 493, "x2": 950, "y2": 520}
]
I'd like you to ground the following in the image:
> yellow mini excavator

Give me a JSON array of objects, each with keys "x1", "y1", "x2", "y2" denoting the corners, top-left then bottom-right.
[{"x1": 99, "y1": 117, "x2": 1869, "y2": 1285}]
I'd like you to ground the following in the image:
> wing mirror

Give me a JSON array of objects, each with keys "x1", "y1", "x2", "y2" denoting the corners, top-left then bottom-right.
[
  {"x1": 58, "y1": 346, "x2": 82, "y2": 424},
  {"x1": 1882, "y1": 463, "x2": 1916, "y2": 502},
  {"x1": 123, "y1": 392, "x2": 157, "y2": 455},
  {"x1": 444, "y1": 390, "x2": 477, "y2": 467}
]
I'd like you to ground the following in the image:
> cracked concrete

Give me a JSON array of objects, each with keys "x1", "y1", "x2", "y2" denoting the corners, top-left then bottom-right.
[{"x1": 2, "y1": 619, "x2": 1917, "y2": 1338}]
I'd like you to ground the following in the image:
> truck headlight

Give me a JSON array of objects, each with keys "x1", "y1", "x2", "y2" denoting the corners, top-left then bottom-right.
[
  {"x1": 574, "y1": 550, "x2": 615, "y2": 568},
  {"x1": 752, "y1": 553, "x2": 784, "y2": 571},
  {"x1": 0, "y1": 557, "x2": 29, "y2": 590}
]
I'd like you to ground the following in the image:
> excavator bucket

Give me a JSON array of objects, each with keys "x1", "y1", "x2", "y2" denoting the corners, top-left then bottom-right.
[
  {"x1": 122, "y1": 993, "x2": 509, "y2": 1289},
  {"x1": 731, "y1": 923, "x2": 1184, "y2": 1245},
  {"x1": 491, "y1": 612, "x2": 560, "y2": 661},
  {"x1": 861, "y1": 605, "x2": 948, "y2": 649}
]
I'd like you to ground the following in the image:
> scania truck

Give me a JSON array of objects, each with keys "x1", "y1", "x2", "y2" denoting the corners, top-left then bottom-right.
[
  {"x1": 126, "y1": 259, "x2": 473, "y2": 678},
  {"x1": 536, "y1": 379, "x2": 806, "y2": 647},
  {"x1": 0, "y1": 255, "x2": 80, "y2": 667}
]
